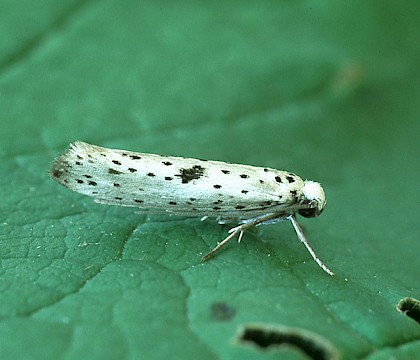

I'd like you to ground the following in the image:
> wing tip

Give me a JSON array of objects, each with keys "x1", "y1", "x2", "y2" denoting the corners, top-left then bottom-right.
[
  {"x1": 49, "y1": 141, "x2": 88, "y2": 185},
  {"x1": 49, "y1": 153, "x2": 70, "y2": 184}
]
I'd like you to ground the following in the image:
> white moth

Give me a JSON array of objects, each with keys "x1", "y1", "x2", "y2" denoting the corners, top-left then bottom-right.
[{"x1": 50, "y1": 141, "x2": 334, "y2": 276}]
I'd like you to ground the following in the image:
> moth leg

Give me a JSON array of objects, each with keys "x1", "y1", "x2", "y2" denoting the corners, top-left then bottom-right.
[
  {"x1": 201, "y1": 212, "x2": 285, "y2": 261},
  {"x1": 243, "y1": 215, "x2": 289, "y2": 226},
  {"x1": 202, "y1": 212, "x2": 334, "y2": 276},
  {"x1": 216, "y1": 216, "x2": 235, "y2": 225},
  {"x1": 237, "y1": 229, "x2": 244, "y2": 243},
  {"x1": 288, "y1": 215, "x2": 334, "y2": 276},
  {"x1": 201, "y1": 225, "x2": 244, "y2": 261},
  {"x1": 200, "y1": 216, "x2": 235, "y2": 225}
]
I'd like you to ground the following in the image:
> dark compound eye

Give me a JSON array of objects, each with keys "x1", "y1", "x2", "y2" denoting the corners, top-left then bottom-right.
[{"x1": 299, "y1": 206, "x2": 323, "y2": 218}]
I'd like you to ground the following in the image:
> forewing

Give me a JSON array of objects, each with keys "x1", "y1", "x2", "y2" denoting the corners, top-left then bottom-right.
[{"x1": 50, "y1": 142, "x2": 304, "y2": 217}]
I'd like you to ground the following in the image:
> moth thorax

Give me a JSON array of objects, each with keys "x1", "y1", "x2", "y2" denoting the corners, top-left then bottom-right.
[{"x1": 298, "y1": 181, "x2": 326, "y2": 218}]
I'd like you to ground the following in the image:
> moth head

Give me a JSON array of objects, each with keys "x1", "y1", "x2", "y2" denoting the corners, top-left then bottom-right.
[{"x1": 298, "y1": 181, "x2": 326, "y2": 218}]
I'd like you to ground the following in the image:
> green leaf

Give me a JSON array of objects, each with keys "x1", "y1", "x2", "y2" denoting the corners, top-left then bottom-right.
[{"x1": 1, "y1": 1, "x2": 419, "y2": 359}]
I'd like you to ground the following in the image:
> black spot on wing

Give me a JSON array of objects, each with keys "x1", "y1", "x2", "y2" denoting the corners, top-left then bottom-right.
[
  {"x1": 175, "y1": 165, "x2": 205, "y2": 184},
  {"x1": 109, "y1": 168, "x2": 123, "y2": 175},
  {"x1": 286, "y1": 175, "x2": 295, "y2": 183},
  {"x1": 51, "y1": 168, "x2": 63, "y2": 179}
]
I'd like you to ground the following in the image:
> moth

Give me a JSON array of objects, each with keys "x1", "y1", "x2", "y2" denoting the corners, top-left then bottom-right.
[{"x1": 50, "y1": 141, "x2": 334, "y2": 275}]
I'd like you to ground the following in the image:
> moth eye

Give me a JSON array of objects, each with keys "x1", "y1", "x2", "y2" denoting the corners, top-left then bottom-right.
[
  {"x1": 298, "y1": 207, "x2": 319, "y2": 218},
  {"x1": 298, "y1": 199, "x2": 324, "y2": 218}
]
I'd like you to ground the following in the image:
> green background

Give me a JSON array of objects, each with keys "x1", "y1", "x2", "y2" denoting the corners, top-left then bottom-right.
[{"x1": 1, "y1": 1, "x2": 419, "y2": 359}]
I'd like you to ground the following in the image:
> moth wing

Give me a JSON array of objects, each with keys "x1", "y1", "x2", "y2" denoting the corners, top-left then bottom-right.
[{"x1": 50, "y1": 141, "x2": 305, "y2": 218}]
